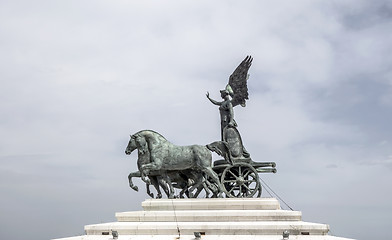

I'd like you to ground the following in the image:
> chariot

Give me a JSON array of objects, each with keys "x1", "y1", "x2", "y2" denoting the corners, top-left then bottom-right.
[{"x1": 210, "y1": 126, "x2": 276, "y2": 198}]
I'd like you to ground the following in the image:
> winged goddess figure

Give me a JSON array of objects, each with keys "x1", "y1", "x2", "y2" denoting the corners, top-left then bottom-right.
[{"x1": 206, "y1": 56, "x2": 253, "y2": 141}]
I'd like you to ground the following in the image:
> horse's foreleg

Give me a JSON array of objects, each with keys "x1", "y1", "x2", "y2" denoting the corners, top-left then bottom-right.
[
  {"x1": 162, "y1": 172, "x2": 175, "y2": 199},
  {"x1": 179, "y1": 187, "x2": 186, "y2": 198},
  {"x1": 202, "y1": 181, "x2": 213, "y2": 198},
  {"x1": 139, "y1": 170, "x2": 150, "y2": 185},
  {"x1": 128, "y1": 171, "x2": 141, "y2": 191},
  {"x1": 146, "y1": 182, "x2": 154, "y2": 198},
  {"x1": 178, "y1": 181, "x2": 189, "y2": 198},
  {"x1": 187, "y1": 181, "x2": 201, "y2": 198},
  {"x1": 149, "y1": 177, "x2": 163, "y2": 199},
  {"x1": 157, "y1": 177, "x2": 169, "y2": 198}
]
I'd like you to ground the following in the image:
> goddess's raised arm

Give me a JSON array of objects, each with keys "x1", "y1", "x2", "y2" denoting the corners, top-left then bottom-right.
[{"x1": 206, "y1": 92, "x2": 222, "y2": 106}]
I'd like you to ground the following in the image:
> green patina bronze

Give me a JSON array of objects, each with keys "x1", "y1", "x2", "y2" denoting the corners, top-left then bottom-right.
[{"x1": 125, "y1": 56, "x2": 276, "y2": 199}]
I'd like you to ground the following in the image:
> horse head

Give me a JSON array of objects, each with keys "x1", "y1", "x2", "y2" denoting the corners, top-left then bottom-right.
[
  {"x1": 125, "y1": 133, "x2": 149, "y2": 155},
  {"x1": 125, "y1": 134, "x2": 138, "y2": 155}
]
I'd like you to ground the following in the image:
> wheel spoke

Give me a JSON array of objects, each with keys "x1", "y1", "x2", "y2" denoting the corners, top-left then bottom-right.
[
  {"x1": 243, "y1": 184, "x2": 254, "y2": 191},
  {"x1": 228, "y1": 170, "x2": 237, "y2": 178},
  {"x1": 223, "y1": 179, "x2": 237, "y2": 183},
  {"x1": 244, "y1": 170, "x2": 253, "y2": 178},
  {"x1": 244, "y1": 180, "x2": 256, "y2": 183}
]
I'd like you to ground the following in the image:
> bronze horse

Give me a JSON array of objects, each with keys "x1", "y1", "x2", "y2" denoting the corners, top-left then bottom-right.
[{"x1": 125, "y1": 130, "x2": 224, "y2": 198}]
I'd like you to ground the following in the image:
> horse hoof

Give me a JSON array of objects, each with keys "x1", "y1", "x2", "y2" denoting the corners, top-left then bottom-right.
[
  {"x1": 131, "y1": 186, "x2": 139, "y2": 192},
  {"x1": 156, "y1": 194, "x2": 162, "y2": 199}
]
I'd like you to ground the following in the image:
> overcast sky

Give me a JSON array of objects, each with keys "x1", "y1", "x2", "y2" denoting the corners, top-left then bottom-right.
[{"x1": 0, "y1": 1, "x2": 391, "y2": 240}]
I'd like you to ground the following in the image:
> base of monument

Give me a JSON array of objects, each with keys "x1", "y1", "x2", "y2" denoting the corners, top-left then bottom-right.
[
  {"x1": 53, "y1": 198, "x2": 354, "y2": 240},
  {"x1": 56, "y1": 235, "x2": 352, "y2": 240}
]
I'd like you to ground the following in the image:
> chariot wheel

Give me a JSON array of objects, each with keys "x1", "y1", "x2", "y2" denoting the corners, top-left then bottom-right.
[{"x1": 221, "y1": 163, "x2": 261, "y2": 198}]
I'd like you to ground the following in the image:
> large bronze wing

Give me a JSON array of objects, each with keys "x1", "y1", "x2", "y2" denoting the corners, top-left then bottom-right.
[{"x1": 228, "y1": 55, "x2": 253, "y2": 107}]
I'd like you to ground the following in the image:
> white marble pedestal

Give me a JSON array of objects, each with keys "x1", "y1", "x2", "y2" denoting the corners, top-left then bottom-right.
[{"x1": 53, "y1": 198, "x2": 354, "y2": 240}]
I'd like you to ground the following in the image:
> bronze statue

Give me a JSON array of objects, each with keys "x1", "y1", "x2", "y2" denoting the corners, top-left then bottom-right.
[
  {"x1": 125, "y1": 56, "x2": 276, "y2": 199},
  {"x1": 206, "y1": 56, "x2": 253, "y2": 159}
]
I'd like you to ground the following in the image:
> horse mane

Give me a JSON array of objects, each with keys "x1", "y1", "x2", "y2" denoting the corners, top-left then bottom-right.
[{"x1": 133, "y1": 129, "x2": 168, "y2": 141}]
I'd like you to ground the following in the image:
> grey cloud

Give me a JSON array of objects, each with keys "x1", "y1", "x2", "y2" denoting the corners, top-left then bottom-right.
[
  {"x1": 341, "y1": 1, "x2": 392, "y2": 30},
  {"x1": 1, "y1": 1, "x2": 392, "y2": 240},
  {"x1": 325, "y1": 163, "x2": 338, "y2": 169}
]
